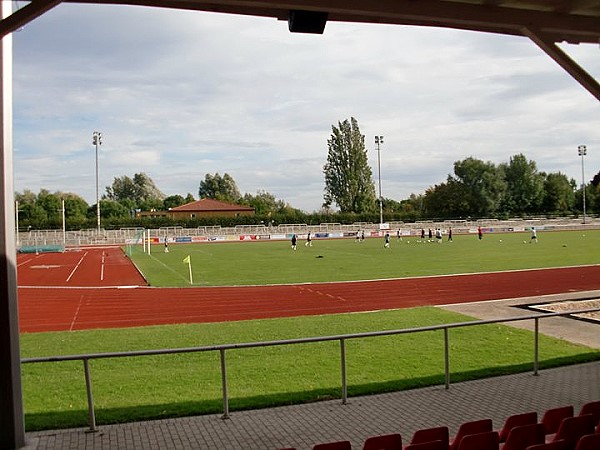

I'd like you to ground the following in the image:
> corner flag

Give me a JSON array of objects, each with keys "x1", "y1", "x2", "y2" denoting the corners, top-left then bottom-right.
[{"x1": 183, "y1": 255, "x2": 193, "y2": 284}]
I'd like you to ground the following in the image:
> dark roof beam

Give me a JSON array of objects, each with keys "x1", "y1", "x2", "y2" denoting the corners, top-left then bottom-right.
[
  {"x1": 0, "y1": 0, "x2": 62, "y2": 39},
  {"x1": 61, "y1": 0, "x2": 600, "y2": 44},
  {"x1": 523, "y1": 26, "x2": 600, "y2": 101}
]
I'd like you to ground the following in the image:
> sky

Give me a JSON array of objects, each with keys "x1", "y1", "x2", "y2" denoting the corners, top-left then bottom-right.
[{"x1": 10, "y1": 3, "x2": 600, "y2": 213}]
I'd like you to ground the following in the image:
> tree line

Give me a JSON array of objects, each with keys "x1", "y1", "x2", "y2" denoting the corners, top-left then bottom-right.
[
  {"x1": 323, "y1": 117, "x2": 599, "y2": 220},
  {"x1": 15, "y1": 117, "x2": 599, "y2": 230}
]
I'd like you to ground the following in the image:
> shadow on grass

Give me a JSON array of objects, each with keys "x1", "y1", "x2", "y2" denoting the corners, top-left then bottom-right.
[{"x1": 25, "y1": 353, "x2": 600, "y2": 432}]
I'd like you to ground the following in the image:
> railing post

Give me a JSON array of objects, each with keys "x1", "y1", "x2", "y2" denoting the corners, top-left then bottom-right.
[
  {"x1": 533, "y1": 317, "x2": 539, "y2": 376},
  {"x1": 83, "y1": 359, "x2": 98, "y2": 432},
  {"x1": 340, "y1": 338, "x2": 347, "y2": 405},
  {"x1": 220, "y1": 349, "x2": 230, "y2": 419},
  {"x1": 444, "y1": 328, "x2": 450, "y2": 390}
]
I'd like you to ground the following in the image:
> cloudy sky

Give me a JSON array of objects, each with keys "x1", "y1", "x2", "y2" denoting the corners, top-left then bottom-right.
[{"x1": 11, "y1": 3, "x2": 600, "y2": 212}]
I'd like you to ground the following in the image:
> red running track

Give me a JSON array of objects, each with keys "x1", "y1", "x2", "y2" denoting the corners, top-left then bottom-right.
[{"x1": 17, "y1": 248, "x2": 600, "y2": 333}]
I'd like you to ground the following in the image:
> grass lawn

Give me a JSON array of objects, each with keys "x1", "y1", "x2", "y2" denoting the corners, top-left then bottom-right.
[
  {"x1": 129, "y1": 230, "x2": 600, "y2": 286},
  {"x1": 21, "y1": 307, "x2": 600, "y2": 431},
  {"x1": 20, "y1": 229, "x2": 600, "y2": 430}
]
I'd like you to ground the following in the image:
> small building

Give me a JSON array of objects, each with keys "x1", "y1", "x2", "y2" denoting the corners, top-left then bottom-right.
[{"x1": 137, "y1": 198, "x2": 255, "y2": 220}]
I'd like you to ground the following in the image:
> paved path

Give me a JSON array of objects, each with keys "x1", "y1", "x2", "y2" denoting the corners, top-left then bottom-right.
[{"x1": 25, "y1": 292, "x2": 600, "y2": 450}]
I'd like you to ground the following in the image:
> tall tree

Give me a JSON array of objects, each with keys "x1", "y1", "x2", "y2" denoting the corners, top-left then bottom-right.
[
  {"x1": 198, "y1": 173, "x2": 241, "y2": 203},
  {"x1": 423, "y1": 178, "x2": 471, "y2": 218},
  {"x1": 451, "y1": 157, "x2": 506, "y2": 216},
  {"x1": 163, "y1": 195, "x2": 186, "y2": 210},
  {"x1": 501, "y1": 154, "x2": 545, "y2": 214},
  {"x1": 541, "y1": 172, "x2": 575, "y2": 214},
  {"x1": 105, "y1": 172, "x2": 165, "y2": 207},
  {"x1": 241, "y1": 190, "x2": 286, "y2": 215},
  {"x1": 323, "y1": 117, "x2": 376, "y2": 213}
]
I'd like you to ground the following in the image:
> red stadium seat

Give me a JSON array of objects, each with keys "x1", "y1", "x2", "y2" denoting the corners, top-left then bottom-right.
[
  {"x1": 502, "y1": 423, "x2": 545, "y2": 450},
  {"x1": 551, "y1": 415, "x2": 595, "y2": 449},
  {"x1": 525, "y1": 441, "x2": 568, "y2": 450},
  {"x1": 362, "y1": 433, "x2": 402, "y2": 450},
  {"x1": 578, "y1": 401, "x2": 600, "y2": 426},
  {"x1": 498, "y1": 412, "x2": 538, "y2": 442},
  {"x1": 542, "y1": 406, "x2": 574, "y2": 435},
  {"x1": 408, "y1": 426, "x2": 449, "y2": 449},
  {"x1": 313, "y1": 441, "x2": 352, "y2": 450},
  {"x1": 456, "y1": 431, "x2": 499, "y2": 450},
  {"x1": 574, "y1": 433, "x2": 600, "y2": 450},
  {"x1": 449, "y1": 419, "x2": 493, "y2": 450},
  {"x1": 404, "y1": 441, "x2": 446, "y2": 450}
]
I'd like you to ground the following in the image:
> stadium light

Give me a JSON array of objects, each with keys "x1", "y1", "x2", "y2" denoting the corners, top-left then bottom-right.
[
  {"x1": 61, "y1": 198, "x2": 66, "y2": 246},
  {"x1": 578, "y1": 144, "x2": 587, "y2": 224},
  {"x1": 375, "y1": 135, "x2": 384, "y2": 225},
  {"x1": 93, "y1": 131, "x2": 102, "y2": 233}
]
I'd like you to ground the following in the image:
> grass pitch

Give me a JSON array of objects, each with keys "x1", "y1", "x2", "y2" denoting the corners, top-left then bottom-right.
[
  {"x1": 21, "y1": 307, "x2": 600, "y2": 430},
  {"x1": 20, "y1": 229, "x2": 600, "y2": 430},
  {"x1": 129, "y1": 230, "x2": 600, "y2": 286}
]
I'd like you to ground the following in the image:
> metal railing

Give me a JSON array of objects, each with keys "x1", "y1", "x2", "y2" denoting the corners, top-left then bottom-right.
[{"x1": 21, "y1": 307, "x2": 600, "y2": 432}]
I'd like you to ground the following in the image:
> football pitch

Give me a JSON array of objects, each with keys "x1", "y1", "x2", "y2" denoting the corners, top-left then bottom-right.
[
  {"x1": 20, "y1": 229, "x2": 600, "y2": 431},
  {"x1": 130, "y1": 230, "x2": 600, "y2": 287}
]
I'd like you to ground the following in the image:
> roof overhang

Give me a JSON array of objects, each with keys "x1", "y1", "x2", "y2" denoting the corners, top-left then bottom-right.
[{"x1": 2, "y1": 1, "x2": 599, "y2": 99}]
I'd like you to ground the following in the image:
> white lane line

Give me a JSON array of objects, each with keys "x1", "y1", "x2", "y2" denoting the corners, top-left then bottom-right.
[
  {"x1": 100, "y1": 252, "x2": 105, "y2": 282},
  {"x1": 66, "y1": 251, "x2": 88, "y2": 283},
  {"x1": 69, "y1": 294, "x2": 84, "y2": 332}
]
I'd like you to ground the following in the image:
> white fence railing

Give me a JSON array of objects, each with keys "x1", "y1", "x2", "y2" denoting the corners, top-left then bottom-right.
[
  {"x1": 21, "y1": 307, "x2": 600, "y2": 432},
  {"x1": 15, "y1": 218, "x2": 600, "y2": 248}
]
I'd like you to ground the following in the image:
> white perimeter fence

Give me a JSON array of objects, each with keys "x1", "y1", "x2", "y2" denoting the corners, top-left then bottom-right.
[
  {"x1": 16, "y1": 217, "x2": 600, "y2": 249},
  {"x1": 21, "y1": 307, "x2": 600, "y2": 432}
]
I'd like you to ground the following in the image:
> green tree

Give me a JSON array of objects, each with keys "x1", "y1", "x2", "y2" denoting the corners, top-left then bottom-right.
[
  {"x1": 36, "y1": 189, "x2": 62, "y2": 221},
  {"x1": 588, "y1": 170, "x2": 600, "y2": 214},
  {"x1": 423, "y1": 178, "x2": 471, "y2": 218},
  {"x1": 106, "y1": 172, "x2": 165, "y2": 207},
  {"x1": 451, "y1": 157, "x2": 506, "y2": 217},
  {"x1": 96, "y1": 199, "x2": 129, "y2": 219},
  {"x1": 163, "y1": 195, "x2": 185, "y2": 210},
  {"x1": 241, "y1": 190, "x2": 286, "y2": 215},
  {"x1": 501, "y1": 154, "x2": 545, "y2": 214},
  {"x1": 15, "y1": 189, "x2": 46, "y2": 225},
  {"x1": 184, "y1": 193, "x2": 195, "y2": 204},
  {"x1": 323, "y1": 117, "x2": 376, "y2": 213},
  {"x1": 198, "y1": 173, "x2": 241, "y2": 203},
  {"x1": 541, "y1": 172, "x2": 576, "y2": 214}
]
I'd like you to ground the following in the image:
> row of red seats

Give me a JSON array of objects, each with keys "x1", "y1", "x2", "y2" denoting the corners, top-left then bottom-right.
[{"x1": 278, "y1": 400, "x2": 600, "y2": 450}]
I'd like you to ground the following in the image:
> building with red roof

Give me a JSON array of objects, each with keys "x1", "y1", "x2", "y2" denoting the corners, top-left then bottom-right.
[{"x1": 138, "y1": 198, "x2": 255, "y2": 220}]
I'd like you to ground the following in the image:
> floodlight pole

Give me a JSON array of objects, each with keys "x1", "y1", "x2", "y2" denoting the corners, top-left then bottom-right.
[
  {"x1": 375, "y1": 136, "x2": 384, "y2": 225},
  {"x1": 61, "y1": 198, "x2": 66, "y2": 246},
  {"x1": 578, "y1": 145, "x2": 587, "y2": 224},
  {"x1": 92, "y1": 131, "x2": 102, "y2": 233}
]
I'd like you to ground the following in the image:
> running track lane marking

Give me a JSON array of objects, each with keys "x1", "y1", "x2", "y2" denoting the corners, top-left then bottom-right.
[
  {"x1": 299, "y1": 285, "x2": 346, "y2": 302},
  {"x1": 69, "y1": 294, "x2": 85, "y2": 331},
  {"x1": 66, "y1": 251, "x2": 88, "y2": 283}
]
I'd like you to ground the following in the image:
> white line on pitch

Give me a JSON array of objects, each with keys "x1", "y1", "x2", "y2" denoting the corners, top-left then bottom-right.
[{"x1": 66, "y1": 252, "x2": 88, "y2": 283}]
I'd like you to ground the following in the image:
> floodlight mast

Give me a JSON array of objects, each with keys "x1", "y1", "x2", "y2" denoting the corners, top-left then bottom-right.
[
  {"x1": 375, "y1": 135, "x2": 384, "y2": 225},
  {"x1": 92, "y1": 131, "x2": 102, "y2": 233},
  {"x1": 578, "y1": 145, "x2": 587, "y2": 224}
]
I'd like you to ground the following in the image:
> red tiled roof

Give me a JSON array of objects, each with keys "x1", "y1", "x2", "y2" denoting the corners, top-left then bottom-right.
[{"x1": 170, "y1": 198, "x2": 254, "y2": 212}]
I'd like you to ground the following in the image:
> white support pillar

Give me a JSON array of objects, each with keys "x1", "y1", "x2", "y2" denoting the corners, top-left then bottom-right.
[{"x1": 0, "y1": 1, "x2": 26, "y2": 448}]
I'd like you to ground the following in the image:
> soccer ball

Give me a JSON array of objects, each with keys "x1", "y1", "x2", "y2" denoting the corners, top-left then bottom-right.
[
  {"x1": 499, "y1": 239, "x2": 502, "y2": 242},
  {"x1": 523, "y1": 240, "x2": 527, "y2": 244}
]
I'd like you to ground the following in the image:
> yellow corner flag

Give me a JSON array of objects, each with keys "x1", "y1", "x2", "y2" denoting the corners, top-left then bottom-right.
[{"x1": 183, "y1": 255, "x2": 193, "y2": 284}]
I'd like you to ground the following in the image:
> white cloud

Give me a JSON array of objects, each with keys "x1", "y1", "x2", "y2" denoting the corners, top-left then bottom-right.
[{"x1": 11, "y1": 4, "x2": 600, "y2": 212}]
